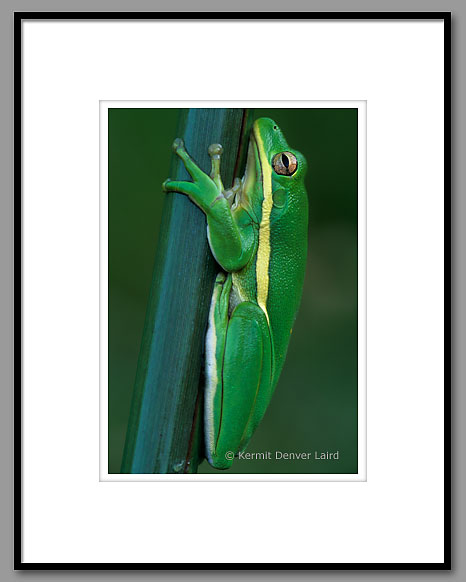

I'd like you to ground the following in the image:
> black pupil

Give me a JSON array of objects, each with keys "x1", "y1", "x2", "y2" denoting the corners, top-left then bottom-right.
[{"x1": 282, "y1": 154, "x2": 289, "y2": 169}]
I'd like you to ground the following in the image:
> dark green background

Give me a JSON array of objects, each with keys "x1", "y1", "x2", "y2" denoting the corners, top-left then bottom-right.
[{"x1": 108, "y1": 108, "x2": 358, "y2": 474}]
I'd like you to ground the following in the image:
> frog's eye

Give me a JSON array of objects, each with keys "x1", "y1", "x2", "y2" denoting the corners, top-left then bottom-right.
[{"x1": 272, "y1": 152, "x2": 298, "y2": 176}]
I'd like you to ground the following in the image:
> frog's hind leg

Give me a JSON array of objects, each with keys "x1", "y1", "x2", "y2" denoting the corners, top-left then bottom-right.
[{"x1": 205, "y1": 295, "x2": 273, "y2": 470}]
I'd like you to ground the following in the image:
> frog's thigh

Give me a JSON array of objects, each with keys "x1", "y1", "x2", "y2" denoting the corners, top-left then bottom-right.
[{"x1": 208, "y1": 301, "x2": 272, "y2": 470}]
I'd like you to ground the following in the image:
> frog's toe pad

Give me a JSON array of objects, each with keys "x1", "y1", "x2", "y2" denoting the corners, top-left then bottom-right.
[
  {"x1": 208, "y1": 143, "x2": 223, "y2": 158},
  {"x1": 162, "y1": 179, "x2": 171, "y2": 192},
  {"x1": 172, "y1": 138, "x2": 185, "y2": 152}
]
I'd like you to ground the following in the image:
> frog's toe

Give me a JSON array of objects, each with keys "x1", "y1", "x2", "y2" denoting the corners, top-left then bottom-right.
[
  {"x1": 208, "y1": 143, "x2": 223, "y2": 158},
  {"x1": 232, "y1": 177, "x2": 242, "y2": 192},
  {"x1": 215, "y1": 272, "x2": 227, "y2": 285},
  {"x1": 162, "y1": 179, "x2": 171, "y2": 192},
  {"x1": 172, "y1": 138, "x2": 185, "y2": 152}
]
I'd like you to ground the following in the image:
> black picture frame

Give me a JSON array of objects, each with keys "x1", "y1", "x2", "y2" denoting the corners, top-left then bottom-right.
[{"x1": 14, "y1": 11, "x2": 451, "y2": 571}]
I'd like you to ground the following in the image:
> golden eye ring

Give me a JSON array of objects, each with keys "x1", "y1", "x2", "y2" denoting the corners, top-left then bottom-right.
[{"x1": 272, "y1": 151, "x2": 298, "y2": 176}]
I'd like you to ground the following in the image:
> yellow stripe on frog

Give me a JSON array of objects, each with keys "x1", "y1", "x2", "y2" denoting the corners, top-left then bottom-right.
[{"x1": 253, "y1": 123, "x2": 272, "y2": 325}]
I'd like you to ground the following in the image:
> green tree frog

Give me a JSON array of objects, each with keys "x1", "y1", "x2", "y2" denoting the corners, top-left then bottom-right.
[{"x1": 163, "y1": 118, "x2": 308, "y2": 469}]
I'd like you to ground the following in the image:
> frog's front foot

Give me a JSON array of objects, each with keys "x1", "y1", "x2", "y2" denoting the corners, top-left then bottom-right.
[{"x1": 162, "y1": 138, "x2": 225, "y2": 210}]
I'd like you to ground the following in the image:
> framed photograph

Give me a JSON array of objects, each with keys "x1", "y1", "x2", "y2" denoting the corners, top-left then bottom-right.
[
  {"x1": 16, "y1": 12, "x2": 450, "y2": 569},
  {"x1": 102, "y1": 102, "x2": 365, "y2": 481}
]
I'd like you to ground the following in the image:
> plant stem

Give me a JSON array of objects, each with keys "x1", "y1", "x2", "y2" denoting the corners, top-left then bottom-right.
[{"x1": 121, "y1": 108, "x2": 254, "y2": 474}]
